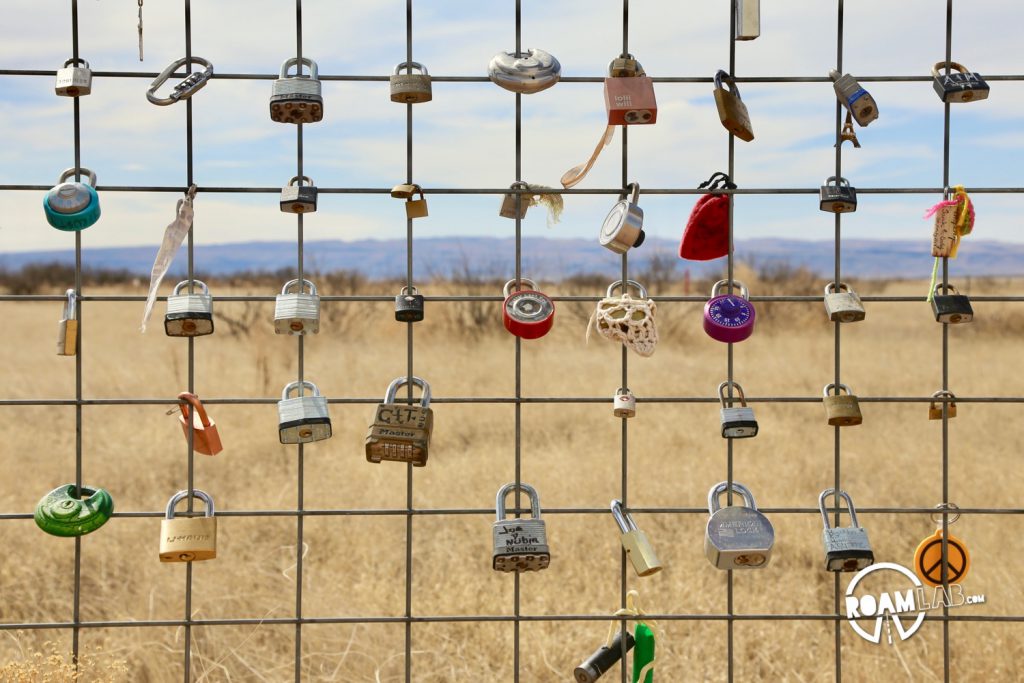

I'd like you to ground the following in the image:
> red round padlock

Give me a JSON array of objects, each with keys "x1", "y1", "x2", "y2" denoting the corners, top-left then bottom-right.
[{"x1": 502, "y1": 278, "x2": 555, "y2": 339}]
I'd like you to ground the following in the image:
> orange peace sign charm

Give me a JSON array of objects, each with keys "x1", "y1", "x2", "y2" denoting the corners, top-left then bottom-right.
[{"x1": 914, "y1": 530, "x2": 971, "y2": 588}]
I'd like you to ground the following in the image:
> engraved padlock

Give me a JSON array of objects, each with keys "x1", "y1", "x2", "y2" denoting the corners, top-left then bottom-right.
[
  {"x1": 280, "y1": 176, "x2": 318, "y2": 213},
  {"x1": 56, "y1": 288, "x2": 78, "y2": 356},
  {"x1": 824, "y1": 282, "x2": 866, "y2": 323},
  {"x1": 823, "y1": 383, "x2": 862, "y2": 427},
  {"x1": 488, "y1": 48, "x2": 561, "y2": 94},
  {"x1": 395, "y1": 285, "x2": 425, "y2": 322},
  {"x1": 502, "y1": 278, "x2": 555, "y2": 339},
  {"x1": 274, "y1": 278, "x2": 320, "y2": 335},
  {"x1": 610, "y1": 499, "x2": 662, "y2": 577},
  {"x1": 829, "y1": 69, "x2": 878, "y2": 127},
  {"x1": 492, "y1": 482, "x2": 550, "y2": 572},
  {"x1": 270, "y1": 57, "x2": 323, "y2": 124},
  {"x1": 44, "y1": 167, "x2": 100, "y2": 231},
  {"x1": 599, "y1": 182, "x2": 646, "y2": 254},
  {"x1": 500, "y1": 182, "x2": 531, "y2": 219},
  {"x1": 165, "y1": 280, "x2": 213, "y2": 337},
  {"x1": 713, "y1": 70, "x2": 754, "y2": 141},
  {"x1": 704, "y1": 280, "x2": 756, "y2": 343},
  {"x1": 719, "y1": 380, "x2": 757, "y2": 439},
  {"x1": 55, "y1": 58, "x2": 92, "y2": 97},
  {"x1": 819, "y1": 176, "x2": 857, "y2": 213},
  {"x1": 391, "y1": 183, "x2": 428, "y2": 219},
  {"x1": 705, "y1": 481, "x2": 774, "y2": 569},
  {"x1": 929, "y1": 390, "x2": 958, "y2": 420},
  {"x1": 278, "y1": 380, "x2": 332, "y2": 444},
  {"x1": 819, "y1": 488, "x2": 874, "y2": 572},
  {"x1": 931, "y1": 201, "x2": 959, "y2": 257},
  {"x1": 613, "y1": 388, "x2": 637, "y2": 418},
  {"x1": 574, "y1": 631, "x2": 635, "y2": 683},
  {"x1": 34, "y1": 484, "x2": 114, "y2": 537},
  {"x1": 390, "y1": 61, "x2": 432, "y2": 103},
  {"x1": 931, "y1": 283, "x2": 973, "y2": 324},
  {"x1": 159, "y1": 489, "x2": 217, "y2": 562},
  {"x1": 932, "y1": 61, "x2": 989, "y2": 103},
  {"x1": 177, "y1": 392, "x2": 223, "y2": 455},
  {"x1": 734, "y1": 0, "x2": 760, "y2": 40},
  {"x1": 365, "y1": 376, "x2": 433, "y2": 466},
  {"x1": 604, "y1": 54, "x2": 657, "y2": 125}
]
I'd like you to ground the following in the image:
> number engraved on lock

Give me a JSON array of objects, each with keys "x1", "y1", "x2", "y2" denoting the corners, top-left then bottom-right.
[{"x1": 709, "y1": 299, "x2": 752, "y2": 327}]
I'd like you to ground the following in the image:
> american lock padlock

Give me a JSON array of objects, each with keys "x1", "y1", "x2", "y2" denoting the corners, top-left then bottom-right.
[
  {"x1": 610, "y1": 499, "x2": 662, "y2": 577},
  {"x1": 604, "y1": 54, "x2": 657, "y2": 125},
  {"x1": 395, "y1": 285, "x2": 425, "y2": 322},
  {"x1": 34, "y1": 484, "x2": 114, "y2": 537},
  {"x1": 574, "y1": 630, "x2": 635, "y2": 683},
  {"x1": 613, "y1": 388, "x2": 637, "y2": 418},
  {"x1": 390, "y1": 61, "x2": 433, "y2": 103},
  {"x1": 274, "y1": 278, "x2": 320, "y2": 335},
  {"x1": 391, "y1": 183, "x2": 428, "y2": 219},
  {"x1": 719, "y1": 380, "x2": 758, "y2": 438},
  {"x1": 165, "y1": 279, "x2": 214, "y2": 337},
  {"x1": 932, "y1": 61, "x2": 989, "y2": 103},
  {"x1": 502, "y1": 278, "x2": 555, "y2": 339},
  {"x1": 704, "y1": 279, "x2": 756, "y2": 343},
  {"x1": 56, "y1": 288, "x2": 78, "y2": 356},
  {"x1": 932, "y1": 284, "x2": 974, "y2": 324},
  {"x1": 829, "y1": 68, "x2": 878, "y2": 127},
  {"x1": 823, "y1": 383, "x2": 863, "y2": 427},
  {"x1": 160, "y1": 489, "x2": 217, "y2": 562},
  {"x1": 819, "y1": 488, "x2": 874, "y2": 572},
  {"x1": 488, "y1": 48, "x2": 561, "y2": 94},
  {"x1": 705, "y1": 481, "x2": 774, "y2": 569},
  {"x1": 55, "y1": 57, "x2": 92, "y2": 97},
  {"x1": 500, "y1": 182, "x2": 531, "y2": 219},
  {"x1": 177, "y1": 392, "x2": 223, "y2": 455},
  {"x1": 280, "y1": 176, "x2": 317, "y2": 213},
  {"x1": 929, "y1": 390, "x2": 958, "y2": 420},
  {"x1": 278, "y1": 380, "x2": 332, "y2": 444},
  {"x1": 819, "y1": 176, "x2": 857, "y2": 213},
  {"x1": 365, "y1": 376, "x2": 433, "y2": 466},
  {"x1": 824, "y1": 282, "x2": 866, "y2": 322},
  {"x1": 270, "y1": 57, "x2": 323, "y2": 124},
  {"x1": 713, "y1": 70, "x2": 754, "y2": 141},
  {"x1": 44, "y1": 167, "x2": 100, "y2": 231},
  {"x1": 599, "y1": 182, "x2": 646, "y2": 254},
  {"x1": 492, "y1": 482, "x2": 550, "y2": 572}
]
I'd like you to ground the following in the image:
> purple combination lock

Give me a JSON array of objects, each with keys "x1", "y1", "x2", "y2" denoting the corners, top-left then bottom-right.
[{"x1": 703, "y1": 279, "x2": 755, "y2": 343}]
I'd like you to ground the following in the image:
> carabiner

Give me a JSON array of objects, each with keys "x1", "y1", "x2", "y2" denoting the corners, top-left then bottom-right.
[{"x1": 147, "y1": 56, "x2": 214, "y2": 106}]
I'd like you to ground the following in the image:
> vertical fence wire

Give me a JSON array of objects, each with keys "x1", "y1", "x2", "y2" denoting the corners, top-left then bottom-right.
[
  {"x1": 69, "y1": 0, "x2": 83, "y2": 668},
  {"x1": 832, "y1": 2, "x2": 846, "y2": 682}
]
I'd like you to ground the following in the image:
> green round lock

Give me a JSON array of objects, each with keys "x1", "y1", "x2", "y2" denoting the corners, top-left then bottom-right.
[{"x1": 34, "y1": 484, "x2": 114, "y2": 537}]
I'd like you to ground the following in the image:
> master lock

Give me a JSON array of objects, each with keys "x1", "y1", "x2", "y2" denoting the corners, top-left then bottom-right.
[
  {"x1": 932, "y1": 61, "x2": 989, "y2": 103},
  {"x1": 280, "y1": 176, "x2": 317, "y2": 213},
  {"x1": 931, "y1": 284, "x2": 974, "y2": 324},
  {"x1": 819, "y1": 488, "x2": 874, "y2": 572},
  {"x1": 599, "y1": 182, "x2": 645, "y2": 254},
  {"x1": 604, "y1": 54, "x2": 657, "y2": 125},
  {"x1": 56, "y1": 288, "x2": 78, "y2": 356},
  {"x1": 395, "y1": 285, "x2": 425, "y2": 322},
  {"x1": 824, "y1": 282, "x2": 866, "y2": 323},
  {"x1": 488, "y1": 48, "x2": 561, "y2": 94},
  {"x1": 177, "y1": 392, "x2": 223, "y2": 455},
  {"x1": 493, "y1": 482, "x2": 550, "y2": 572},
  {"x1": 613, "y1": 388, "x2": 637, "y2": 418},
  {"x1": 823, "y1": 383, "x2": 862, "y2": 427},
  {"x1": 44, "y1": 167, "x2": 100, "y2": 231},
  {"x1": 274, "y1": 278, "x2": 320, "y2": 335},
  {"x1": 705, "y1": 481, "x2": 774, "y2": 569},
  {"x1": 270, "y1": 57, "x2": 323, "y2": 124},
  {"x1": 365, "y1": 376, "x2": 433, "y2": 466},
  {"x1": 391, "y1": 183, "x2": 428, "y2": 219},
  {"x1": 610, "y1": 499, "x2": 662, "y2": 577},
  {"x1": 704, "y1": 279, "x2": 756, "y2": 343},
  {"x1": 55, "y1": 58, "x2": 92, "y2": 97},
  {"x1": 160, "y1": 489, "x2": 216, "y2": 562},
  {"x1": 819, "y1": 176, "x2": 857, "y2": 213},
  {"x1": 719, "y1": 380, "x2": 757, "y2": 439},
  {"x1": 713, "y1": 70, "x2": 754, "y2": 141},
  {"x1": 929, "y1": 390, "x2": 958, "y2": 420},
  {"x1": 575, "y1": 631, "x2": 635, "y2": 683},
  {"x1": 829, "y1": 68, "x2": 878, "y2": 127},
  {"x1": 502, "y1": 278, "x2": 555, "y2": 339},
  {"x1": 390, "y1": 61, "x2": 432, "y2": 103},
  {"x1": 34, "y1": 484, "x2": 114, "y2": 537},
  {"x1": 165, "y1": 279, "x2": 213, "y2": 337},
  {"x1": 500, "y1": 182, "x2": 531, "y2": 219},
  {"x1": 278, "y1": 380, "x2": 332, "y2": 444}
]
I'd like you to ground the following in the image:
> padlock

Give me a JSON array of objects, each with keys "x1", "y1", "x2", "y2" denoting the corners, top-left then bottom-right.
[
  {"x1": 704, "y1": 481, "x2": 774, "y2": 569},
  {"x1": 734, "y1": 0, "x2": 760, "y2": 40},
  {"x1": 165, "y1": 280, "x2": 214, "y2": 337},
  {"x1": 391, "y1": 183, "x2": 428, "y2": 219},
  {"x1": 56, "y1": 288, "x2": 78, "y2": 356},
  {"x1": 34, "y1": 484, "x2": 114, "y2": 537},
  {"x1": 270, "y1": 57, "x2": 323, "y2": 124},
  {"x1": 931, "y1": 284, "x2": 974, "y2": 324},
  {"x1": 274, "y1": 278, "x2": 320, "y2": 335},
  {"x1": 613, "y1": 388, "x2": 637, "y2": 418},
  {"x1": 492, "y1": 482, "x2": 550, "y2": 572},
  {"x1": 824, "y1": 282, "x2": 866, "y2": 323},
  {"x1": 159, "y1": 489, "x2": 217, "y2": 562},
  {"x1": 502, "y1": 278, "x2": 555, "y2": 339},
  {"x1": 44, "y1": 167, "x2": 100, "y2": 231},
  {"x1": 829, "y1": 68, "x2": 878, "y2": 127},
  {"x1": 278, "y1": 380, "x2": 332, "y2": 444},
  {"x1": 610, "y1": 499, "x2": 662, "y2": 577},
  {"x1": 819, "y1": 488, "x2": 874, "y2": 572},
  {"x1": 500, "y1": 182, "x2": 531, "y2": 219},
  {"x1": 704, "y1": 279, "x2": 756, "y2": 343},
  {"x1": 604, "y1": 54, "x2": 657, "y2": 125},
  {"x1": 365, "y1": 376, "x2": 433, "y2": 466},
  {"x1": 55, "y1": 58, "x2": 92, "y2": 97},
  {"x1": 591, "y1": 280, "x2": 658, "y2": 358},
  {"x1": 176, "y1": 392, "x2": 223, "y2": 455},
  {"x1": 599, "y1": 182, "x2": 646, "y2": 254},
  {"x1": 390, "y1": 61, "x2": 432, "y2": 103},
  {"x1": 488, "y1": 48, "x2": 561, "y2": 94},
  {"x1": 395, "y1": 285, "x2": 425, "y2": 322},
  {"x1": 280, "y1": 175, "x2": 318, "y2": 213},
  {"x1": 574, "y1": 631, "x2": 635, "y2": 683},
  {"x1": 713, "y1": 70, "x2": 754, "y2": 141},
  {"x1": 932, "y1": 61, "x2": 989, "y2": 103},
  {"x1": 823, "y1": 383, "x2": 862, "y2": 427},
  {"x1": 719, "y1": 380, "x2": 757, "y2": 439},
  {"x1": 929, "y1": 390, "x2": 958, "y2": 420},
  {"x1": 819, "y1": 176, "x2": 857, "y2": 213}
]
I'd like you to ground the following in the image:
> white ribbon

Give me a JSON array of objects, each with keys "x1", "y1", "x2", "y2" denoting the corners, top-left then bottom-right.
[{"x1": 140, "y1": 185, "x2": 195, "y2": 332}]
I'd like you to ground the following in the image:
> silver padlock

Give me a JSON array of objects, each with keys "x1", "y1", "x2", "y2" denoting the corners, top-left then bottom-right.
[
  {"x1": 56, "y1": 288, "x2": 78, "y2": 356},
  {"x1": 390, "y1": 61, "x2": 432, "y2": 103},
  {"x1": 500, "y1": 182, "x2": 531, "y2": 219},
  {"x1": 610, "y1": 499, "x2": 662, "y2": 577},
  {"x1": 278, "y1": 380, "x2": 332, "y2": 444},
  {"x1": 829, "y1": 69, "x2": 878, "y2": 127},
  {"x1": 274, "y1": 278, "x2": 320, "y2": 335},
  {"x1": 488, "y1": 48, "x2": 561, "y2": 94},
  {"x1": 719, "y1": 381, "x2": 757, "y2": 439},
  {"x1": 55, "y1": 58, "x2": 92, "y2": 97},
  {"x1": 819, "y1": 176, "x2": 857, "y2": 213},
  {"x1": 824, "y1": 282, "x2": 866, "y2": 323},
  {"x1": 613, "y1": 388, "x2": 636, "y2": 418},
  {"x1": 280, "y1": 176, "x2": 317, "y2": 213},
  {"x1": 705, "y1": 481, "x2": 774, "y2": 570},
  {"x1": 492, "y1": 482, "x2": 550, "y2": 572},
  {"x1": 270, "y1": 57, "x2": 323, "y2": 124},
  {"x1": 165, "y1": 280, "x2": 213, "y2": 337},
  {"x1": 599, "y1": 182, "x2": 645, "y2": 254},
  {"x1": 819, "y1": 488, "x2": 874, "y2": 572}
]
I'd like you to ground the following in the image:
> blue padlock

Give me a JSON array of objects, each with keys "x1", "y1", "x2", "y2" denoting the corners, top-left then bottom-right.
[{"x1": 43, "y1": 167, "x2": 100, "y2": 231}]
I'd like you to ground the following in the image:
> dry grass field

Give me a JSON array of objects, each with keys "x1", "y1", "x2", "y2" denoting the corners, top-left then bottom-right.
[{"x1": 1, "y1": 268, "x2": 1023, "y2": 682}]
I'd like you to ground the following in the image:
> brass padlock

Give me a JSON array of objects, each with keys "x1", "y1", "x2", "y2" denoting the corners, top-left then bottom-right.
[
  {"x1": 391, "y1": 183, "x2": 428, "y2": 219},
  {"x1": 823, "y1": 383, "x2": 862, "y2": 427},
  {"x1": 932, "y1": 61, "x2": 989, "y2": 103},
  {"x1": 55, "y1": 58, "x2": 92, "y2": 97},
  {"x1": 604, "y1": 54, "x2": 657, "y2": 125},
  {"x1": 824, "y1": 282, "x2": 866, "y2": 323},
  {"x1": 280, "y1": 175, "x2": 317, "y2": 213},
  {"x1": 56, "y1": 288, "x2": 78, "y2": 356},
  {"x1": 713, "y1": 70, "x2": 754, "y2": 141},
  {"x1": 390, "y1": 61, "x2": 432, "y2": 103},
  {"x1": 929, "y1": 390, "x2": 958, "y2": 420},
  {"x1": 176, "y1": 392, "x2": 223, "y2": 455},
  {"x1": 159, "y1": 489, "x2": 217, "y2": 563},
  {"x1": 365, "y1": 376, "x2": 433, "y2": 466},
  {"x1": 610, "y1": 499, "x2": 662, "y2": 577},
  {"x1": 500, "y1": 181, "x2": 531, "y2": 219},
  {"x1": 931, "y1": 284, "x2": 974, "y2": 324}
]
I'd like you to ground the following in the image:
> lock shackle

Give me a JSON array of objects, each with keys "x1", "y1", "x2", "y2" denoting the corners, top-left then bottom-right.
[
  {"x1": 617, "y1": 182, "x2": 640, "y2": 206},
  {"x1": 931, "y1": 61, "x2": 969, "y2": 78},
  {"x1": 823, "y1": 382, "x2": 854, "y2": 398},
  {"x1": 930, "y1": 389, "x2": 957, "y2": 409},
  {"x1": 282, "y1": 380, "x2": 322, "y2": 401},
  {"x1": 615, "y1": 387, "x2": 632, "y2": 398},
  {"x1": 824, "y1": 176, "x2": 850, "y2": 189},
  {"x1": 399, "y1": 285, "x2": 419, "y2": 296},
  {"x1": 606, "y1": 279, "x2": 648, "y2": 300},
  {"x1": 609, "y1": 499, "x2": 638, "y2": 533},
  {"x1": 508, "y1": 181, "x2": 530, "y2": 191},
  {"x1": 503, "y1": 278, "x2": 538, "y2": 298},
  {"x1": 177, "y1": 392, "x2": 214, "y2": 429},
  {"x1": 383, "y1": 376, "x2": 431, "y2": 408},
  {"x1": 713, "y1": 69, "x2": 741, "y2": 98},
  {"x1": 495, "y1": 482, "x2": 541, "y2": 520},
  {"x1": 818, "y1": 488, "x2": 860, "y2": 529},
  {"x1": 710, "y1": 279, "x2": 749, "y2": 300},
  {"x1": 63, "y1": 57, "x2": 90, "y2": 69},
  {"x1": 698, "y1": 171, "x2": 736, "y2": 191},
  {"x1": 281, "y1": 278, "x2": 317, "y2": 296},
  {"x1": 933, "y1": 282, "x2": 961, "y2": 296},
  {"x1": 718, "y1": 380, "x2": 747, "y2": 407},
  {"x1": 165, "y1": 489, "x2": 215, "y2": 518},
  {"x1": 393, "y1": 61, "x2": 428, "y2": 76},
  {"x1": 708, "y1": 481, "x2": 757, "y2": 513},
  {"x1": 171, "y1": 279, "x2": 210, "y2": 296},
  {"x1": 608, "y1": 53, "x2": 645, "y2": 76},
  {"x1": 287, "y1": 175, "x2": 315, "y2": 188},
  {"x1": 58, "y1": 167, "x2": 97, "y2": 187},
  {"x1": 280, "y1": 57, "x2": 319, "y2": 80},
  {"x1": 63, "y1": 288, "x2": 77, "y2": 319},
  {"x1": 824, "y1": 281, "x2": 852, "y2": 296},
  {"x1": 147, "y1": 56, "x2": 214, "y2": 105},
  {"x1": 390, "y1": 183, "x2": 423, "y2": 199}
]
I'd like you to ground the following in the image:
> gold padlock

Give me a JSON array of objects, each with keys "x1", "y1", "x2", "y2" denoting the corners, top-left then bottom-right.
[
  {"x1": 391, "y1": 183, "x2": 428, "y2": 219},
  {"x1": 929, "y1": 390, "x2": 957, "y2": 420},
  {"x1": 823, "y1": 383, "x2": 863, "y2": 426},
  {"x1": 56, "y1": 288, "x2": 78, "y2": 356},
  {"x1": 159, "y1": 489, "x2": 217, "y2": 563},
  {"x1": 713, "y1": 70, "x2": 754, "y2": 141},
  {"x1": 610, "y1": 499, "x2": 662, "y2": 577}
]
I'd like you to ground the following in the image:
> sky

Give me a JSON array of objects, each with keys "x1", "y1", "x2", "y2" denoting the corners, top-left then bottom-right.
[{"x1": 0, "y1": 0, "x2": 1021, "y2": 255}]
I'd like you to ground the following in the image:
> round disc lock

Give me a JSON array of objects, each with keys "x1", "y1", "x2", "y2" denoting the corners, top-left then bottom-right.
[
  {"x1": 34, "y1": 484, "x2": 114, "y2": 537},
  {"x1": 502, "y1": 278, "x2": 555, "y2": 339},
  {"x1": 599, "y1": 182, "x2": 645, "y2": 254},
  {"x1": 703, "y1": 279, "x2": 755, "y2": 343}
]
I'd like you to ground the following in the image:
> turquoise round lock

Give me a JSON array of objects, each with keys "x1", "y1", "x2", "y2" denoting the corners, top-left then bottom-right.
[{"x1": 44, "y1": 167, "x2": 100, "y2": 231}]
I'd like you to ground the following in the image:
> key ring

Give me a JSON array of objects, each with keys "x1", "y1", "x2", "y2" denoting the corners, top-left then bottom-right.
[{"x1": 147, "y1": 56, "x2": 214, "y2": 105}]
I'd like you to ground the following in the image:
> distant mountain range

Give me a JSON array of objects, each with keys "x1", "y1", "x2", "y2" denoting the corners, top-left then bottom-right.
[{"x1": 1, "y1": 237, "x2": 1022, "y2": 279}]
